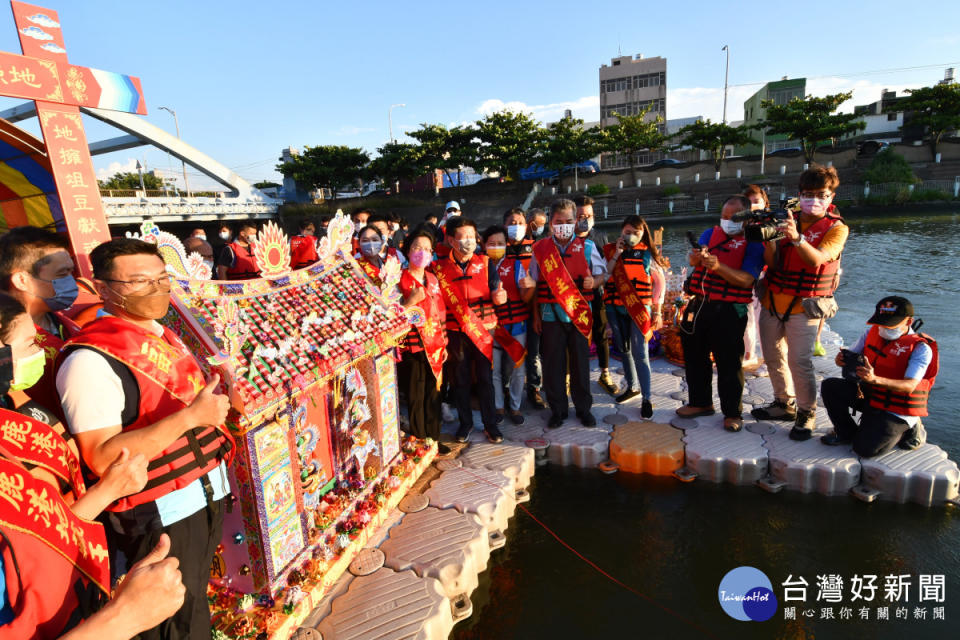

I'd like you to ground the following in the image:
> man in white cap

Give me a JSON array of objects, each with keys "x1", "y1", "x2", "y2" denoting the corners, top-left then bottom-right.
[{"x1": 436, "y1": 201, "x2": 461, "y2": 260}]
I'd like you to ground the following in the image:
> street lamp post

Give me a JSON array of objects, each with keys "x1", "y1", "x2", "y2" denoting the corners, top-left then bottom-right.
[
  {"x1": 158, "y1": 106, "x2": 191, "y2": 197},
  {"x1": 135, "y1": 159, "x2": 145, "y2": 192},
  {"x1": 721, "y1": 45, "x2": 730, "y2": 124},
  {"x1": 389, "y1": 103, "x2": 406, "y2": 143}
]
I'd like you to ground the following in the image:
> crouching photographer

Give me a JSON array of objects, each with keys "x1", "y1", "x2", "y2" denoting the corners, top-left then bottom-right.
[{"x1": 820, "y1": 296, "x2": 938, "y2": 457}]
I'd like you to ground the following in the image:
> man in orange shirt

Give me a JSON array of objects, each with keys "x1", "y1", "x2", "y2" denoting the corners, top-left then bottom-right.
[{"x1": 752, "y1": 166, "x2": 849, "y2": 440}]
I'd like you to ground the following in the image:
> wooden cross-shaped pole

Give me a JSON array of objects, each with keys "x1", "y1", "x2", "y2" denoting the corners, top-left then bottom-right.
[{"x1": 6, "y1": 1, "x2": 148, "y2": 277}]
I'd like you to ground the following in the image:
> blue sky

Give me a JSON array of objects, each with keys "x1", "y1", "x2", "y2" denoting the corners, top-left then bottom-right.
[{"x1": 0, "y1": 0, "x2": 957, "y2": 190}]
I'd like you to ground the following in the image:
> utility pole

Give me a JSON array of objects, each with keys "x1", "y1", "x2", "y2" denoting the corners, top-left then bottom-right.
[
  {"x1": 721, "y1": 45, "x2": 730, "y2": 124},
  {"x1": 158, "y1": 106, "x2": 191, "y2": 197}
]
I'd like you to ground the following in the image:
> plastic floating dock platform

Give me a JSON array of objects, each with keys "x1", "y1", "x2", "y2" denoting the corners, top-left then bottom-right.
[
  {"x1": 544, "y1": 425, "x2": 612, "y2": 468},
  {"x1": 682, "y1": 419, "x2": 769, "y2": 485},
  {"x1": 762, "y1": 428, "x2": 862, "y2": 496},
  {"x1": 315, "y1": 567, "x2": 453, "y2": 640},
  {"x1": 459, "y1": 441, "x2": 535, "y2": 490},
  {"x1": 858, "y1": 444, "x2": 960, "y2": 507},
  {"x1": 423, "y1": 467, "x2": 517, "y2": 534},
  {"x1": 609, "y1": 422, "x2": 685, "y2": 475}
]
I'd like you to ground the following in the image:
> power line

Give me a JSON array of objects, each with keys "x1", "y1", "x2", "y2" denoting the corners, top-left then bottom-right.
[{"x1": 727, "y1": 61, "x2": 960, "y2": 88}]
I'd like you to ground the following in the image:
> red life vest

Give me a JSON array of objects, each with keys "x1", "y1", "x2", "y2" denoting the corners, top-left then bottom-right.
[
  {"x1": 535, "y1": 237, "x2": 593, "y2": 304},
  {"x1": 435, "y1": 243, "x2": 452, "y2": 260},
  {"x1": 602, "y1": 242, "x2": 652, "y2": 307},
  {"x1": 0, "y1": 456, "x2": 110, "y2": 640},
  {"x1": 225, "y1": 240, "x2": 260, "y2": 280},
  {"x1": 495, "y1": 257, "x2": 530, "y2": 326},
  {"x1": 767, "y1": 211, "x2": 843, "y2": 298},
  {"x1": 58, "y1": 317, "x2": 234, "y2": 512},
  {"x1": 506, "y1": 240, "x2": 533, "y2": 271},
  {"x1": 686, "y1": 227, "x2": 755, "y2": 304},
  {"x1": 437, "y1": 254, "x2": 497, "y2": 333},
  {"x1": 863, "y1": 325, "x2": 939, "y2": 417},
  {"x1": 290, "y1": 234, "x2": 319, "y2": 269}
]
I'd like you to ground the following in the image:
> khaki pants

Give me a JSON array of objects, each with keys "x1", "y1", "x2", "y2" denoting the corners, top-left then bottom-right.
[{"x1": 758, "y1": 308, "x2": 820, "y2": 412}]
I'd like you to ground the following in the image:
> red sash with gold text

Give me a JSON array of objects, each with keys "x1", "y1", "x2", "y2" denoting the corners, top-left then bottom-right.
[
  {"x1": 0, "y1": 407, "x2": 86, "y2": 499},
  {"x1": 402, "y1": 271, "x2": 447, "y2": 385},
  {"x1": 533, "y1": 239, "x2": 593, "y2": 339},
  {"x1": 612, "y1": 259, "x2": 653, "y2": 341},
  {"x1": 494, "y1": 326, "x2": 526, "y2": 368},
  {"x1": 434, "y1": 259, "x2": 495, "y2": 361}
]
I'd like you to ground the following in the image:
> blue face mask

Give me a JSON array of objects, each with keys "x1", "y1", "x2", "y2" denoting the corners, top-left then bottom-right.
[{"x1": 42, "y1": 275, "x2": 79, "y2": 311}]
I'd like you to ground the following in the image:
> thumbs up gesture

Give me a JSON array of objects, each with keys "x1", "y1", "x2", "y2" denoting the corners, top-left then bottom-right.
[
  {"x1": 187, "y1": 373, "x2": 230, "y2": 431},
  {"x1": 110, "y1": 534, "x2": 186, "y2": 633},
  {"x1": 519, "y1": 273, "x2": 536, "y2": 290},
  {"x1": 492, "y1": 282, "x2": 508, "y2": 306}
]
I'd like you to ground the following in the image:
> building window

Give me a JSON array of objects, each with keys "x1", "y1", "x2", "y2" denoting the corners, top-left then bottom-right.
[{"x1": 887, "y1": 113, "x2": 897, "y2": 121}]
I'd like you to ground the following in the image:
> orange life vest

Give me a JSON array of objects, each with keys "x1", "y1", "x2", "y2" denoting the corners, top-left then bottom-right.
[
  {"x1": 766, "y1": 211, "x2": 843, "y2": 298},
  {"x1": 863, "y1": 325, "x2": 938, "y2": 417},
  {"x1": 57, "y1": 317, "x2": 234, "y2": 511},
  {"x1": 225, "y1": 240, "x2": 260, "y2": 280},
  {"x1": 436, "y1": 254, "x2": 497, "y2": 333},
  {"x1": 495, "y1": 257, "x2": 530, "y2": 326},
  {"x1": 290, "y1": 234, "x2": 319, "y2": 269},
  {"x1": 602, "y1": 242, "x2": 652, "y2": 307},
  {"x1": 506, "y1": 239, "x2": 534, "y2": 271},
  {"x1": 686, "y1": 226, "x2": 755, "y2": 304}
]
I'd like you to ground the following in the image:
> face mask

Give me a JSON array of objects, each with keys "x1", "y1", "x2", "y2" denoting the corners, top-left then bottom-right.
[
  {"x1": 486, "y1": 246, "x2": 506, "y2": 261},
  {"x1": 303, "y1": 230, "x2": 314, "y2": 237},
  {"x1": 575, "y1": 217, "x2": 594, "y2": 234},
  {"x1": 39, "y1": 274, "x2": 79, "y2": 311},
  {"x1": 108, "y1": 283, "x2": 171, "y2": 320},
  {"x1": 552, "y1": 223, "x2": 575, "y2": 242},
  {"x1": 530, "y1": 225, "x2": 545, "y2": 238},
  {"x1": 623, "y1": 233, "x2": 642, "y2": 247},
  {"x1": 360, "y1": 240, "x2": 382, "y2": 258},
  {"x1": 799, "y1": 196, "x2": 829, "y2": 215},
  {"x1": 194, "y1": 234, "x2": 206, "y2": 241},
  {"x1": 457, "y1": 237, "x2": 477, "y2": 255},
  {"x1": 506, "y1": 224, "x2": 527, "y2": 242},
  {"x1": 219, "y1": 231, "x2": 231, "y2": 241},
  {"x1": 409, "y1": 249, "x2": 433, "y2": 268},
  {"x1": 720, "y1": 219, "x2": 744, "y2": 236},
  {"x1": 878, "y1": 325, "x2": 906, "y2": 341},
  {"x1": 390, "y1": 223, "x2": 400, "y2": 233},
  {"x1": 10, "y1": 349, "x2": 45, "y2": 391}
]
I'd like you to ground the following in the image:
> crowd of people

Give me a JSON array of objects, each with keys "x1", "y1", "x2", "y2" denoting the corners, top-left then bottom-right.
[{"x1": 0, "y1": 164, "x2": 939, "y2": 639}]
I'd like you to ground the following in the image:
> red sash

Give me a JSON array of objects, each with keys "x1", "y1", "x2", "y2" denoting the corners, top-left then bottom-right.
[
  {"x1": 0, "y1": 456, "x2": 110, "y2": 593},
  {"x1": 434, "y1": 258, "x2": 495, "y2": 361},
  {"x1": 533, "y1": 239, "x2": 593, "y2": 339},
  {"x1": 494, "y1": 325, "x2": 526, "y2": 368},
  {"x1": 0, "y1": 408, "x2": 86, "y2": 499},
  {"x1": 359, "y1": 256, "x2": 383, "y2": 286},
  {"x1": 612, "y1": 259, "x2": 653, "y2": 341},
  {"x1": 401, "y1": 270, "x2": 447, "y2": 386}
]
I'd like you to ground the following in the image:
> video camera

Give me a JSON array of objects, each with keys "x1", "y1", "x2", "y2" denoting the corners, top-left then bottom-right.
[
  {"x1": 731, "y1": 196, "x2": 799, "y2": 243},
  {"x1": 840, "y1": 348, "x2": 866, "y2": 382}
]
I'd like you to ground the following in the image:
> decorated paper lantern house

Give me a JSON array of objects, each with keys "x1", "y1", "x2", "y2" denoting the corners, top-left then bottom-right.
[{"x1": 139, "y1": 213, "x2": 435, "y2": 637}]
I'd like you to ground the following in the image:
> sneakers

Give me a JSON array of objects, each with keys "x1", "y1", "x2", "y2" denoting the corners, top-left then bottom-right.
[
  {"x1": 508, "y1": 411, "x2": 524, "y2": 425},
  {"x1": 455, "y1": 425, "x2": 472, "y2": 443},
  {"x1": 615, "y1": 389, "x2": 640, "y2": 403},
  {"x1": 441, "y1": 403, "x2": 457, "y2": 423},
  {"x1": 640, "y1": 399, "x2": 653, "y2": 419},
  {"x1": 898, "y1": 419, "x2": 926, "y2": 450},
  {"x1": 495, "y1": 412, "x2": 505, "y2": 425},
  {"x1": 820, "y1": 432, "x2": 851, "y2": 446},
  {"x1": 484, "y1": 425, "x2": 504, "y2": 444},
  {"x1": 578, "y1": 412, "x2": 597, "y2": 427},
  {"x1": 813, "y1": 341, "x2": 827, "y2": 357},
  {"x1": 750, "y1": 399, "x2": 797, "y2": 422},
  {"x1": 527, "y1": 388, "x2": 547, "y2": 410},
  {"x1": 788, "y1": 409, "x2": 816, "y2": 441},
  {"x1": 598, "y1": 371, "x2": 620, "y2": 395}
]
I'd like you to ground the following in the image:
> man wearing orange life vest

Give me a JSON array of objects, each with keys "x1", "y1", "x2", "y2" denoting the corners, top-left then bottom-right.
[
  {"x1": 434, "y1": 216, "x2": 507, "y2": 444},
  {"x1": 678, "y1": 196, "x2": 765, "y2": 431},
  {"x1": 216, "y1": 221, "x2": 260, "y2": 280},
  {"x1": 752, "y1": 165, "x2": 849, "y2": 441},
  {"x1": 0, "y1": 227, "x2": 83, "y2": 424},
  {"x1": 820, "y1": 297, "x2": 938, "y2": 457},
  {"x1": 529, "y1": 199, "x2": 607, "y2": 428},
  {"x1": 56, "y1": 239, "x2": 233, "y2": 640}
]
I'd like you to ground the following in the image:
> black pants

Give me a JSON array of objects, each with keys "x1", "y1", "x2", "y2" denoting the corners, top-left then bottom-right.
[
  {"x1": 107, "y1": 500, "x2": 224, "y2": 640},
  {"x1": 525, "y1": 321, "x2": 542, "y2": 391},
  {"x1": 541, "y1": 320, "x2": 592, "y2": 418},
  {"x1": 680, "y1": 300, "x2": 748, "y2": 418},
  {"x1": 591, "y1": 293, "x2": 610, "y2": 370},
  {"x1": 401, "y1": 350, "x2": 441, "y2": 439},
  {"x1": 821, "y1": 377, "x2": 911, "y2": 457},
  {"x1": 448, "y1": 331, "x2": 497, "y2": 429}
]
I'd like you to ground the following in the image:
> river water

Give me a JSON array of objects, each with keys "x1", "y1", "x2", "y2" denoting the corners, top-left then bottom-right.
[{"x1": 452, "y1": 208, "x2": 960, "y2": 640}]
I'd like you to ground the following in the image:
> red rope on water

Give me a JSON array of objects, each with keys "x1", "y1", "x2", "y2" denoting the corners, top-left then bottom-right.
[{"x1": 454, "y1": 464, "x2": 720, "y2": 639}]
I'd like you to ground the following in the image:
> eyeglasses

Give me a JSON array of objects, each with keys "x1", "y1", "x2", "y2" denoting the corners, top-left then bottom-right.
[
  {"x1": 800, "y1": 191, "x2": 833, "y2": 199},
  {"x1": 104, "y1": 275, "x2": 172, "y2": 291}
]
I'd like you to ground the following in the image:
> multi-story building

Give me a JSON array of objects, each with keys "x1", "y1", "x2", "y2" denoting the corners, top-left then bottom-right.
[
  {"x1": 599, "y1": 54, "x2": 667, "y2": 170},
  {"x1": 739, "y1": 77, "x2": 806, "y2": 155}
]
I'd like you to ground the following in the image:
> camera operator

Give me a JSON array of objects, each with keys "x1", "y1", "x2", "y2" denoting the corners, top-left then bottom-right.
[
  {"x1": 677, "y1": 195, "x2": 765, "y2": 431},
  {"x1": 752, "y1": 165, "x2": 848, "y2": 441},
  {"x1": 820, "y1": 297, "x2": 937, "y2": 457}
]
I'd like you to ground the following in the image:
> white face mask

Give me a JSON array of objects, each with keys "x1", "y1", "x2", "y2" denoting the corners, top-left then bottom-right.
[
  {"x1": 799, "y1": 196, "x2": 829, "y2": 215},
  {"x1": 552, "y1": 223, "x2": 575, "y2": 242},
  {"x1": 354, "y1": 221, "x2": 365, "y2": 234},
  {"x1": 720, "y1": 219, "x2": 744, "y2": 235},
  {"x1": 878, "y1": 325, "x2": 906, "y2": 341},
  {"x1": 219, "y1": 231, "x2": 231, "y2": 241},
  {"x1": 506, "y1": 223, "x2": 527, "y2": 242}
]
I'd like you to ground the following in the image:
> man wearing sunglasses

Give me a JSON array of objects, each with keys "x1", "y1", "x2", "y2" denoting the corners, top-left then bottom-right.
[
  {"x1": 56, "y1": 238, "x2": 234, "y2": 640},
  {"x1": 752, "y1": 165, "x2": 849, "y2": 441}
]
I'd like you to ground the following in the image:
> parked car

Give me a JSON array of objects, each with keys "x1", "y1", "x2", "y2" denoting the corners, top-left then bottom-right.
[
  {"x1": 857, "y1": 140, "x2": 891, "y2": 156},
  {"x1": 651, "y1": 158, "x2": 684, "y2": 168},
  {"x1": 767, "y1": 147, "x2": 803, "y2": 157}
]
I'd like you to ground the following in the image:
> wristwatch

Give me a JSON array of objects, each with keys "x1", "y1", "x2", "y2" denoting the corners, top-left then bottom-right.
[{"x1": 792, "y1": 236, "x2": 805, "y2": 247}]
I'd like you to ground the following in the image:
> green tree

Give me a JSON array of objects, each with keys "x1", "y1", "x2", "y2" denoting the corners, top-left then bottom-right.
[
  {"x1": 253, "y1": 180, "x2": 281, "y2": 190},
  {"x1": 98, "y1": 171, "x2": 164, "y2": 190},
  {"x1": 888, "y1": 82, "x2": 960, "y2": 160},
  {"x1": 539, "y1": 116, "x2": 602, "y2": 190},
  {"x1": 862, "y1": 148, "x2": 919, "y2": 184},
  {"x1": 598, "y1": 107, "x2": 667, "y2": 185},
  {"x1": 757, "y1": 92, "x2": 864, "y2": 163},
  {"x1": 407, "y1": 124, "x2": 478, "y2": 188},
  {"x1": 367, "y1": 142, "x2": 423, "y2": 189},
  {"x1": 276, "y1": 145, "x2": 369, "y2": 201},
  {"x1": 674, "y1": 119, "x2": 757, "y2": 171},
  {"x1": 475, "y1": 110, "x2": 543, "y2": 181}
]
